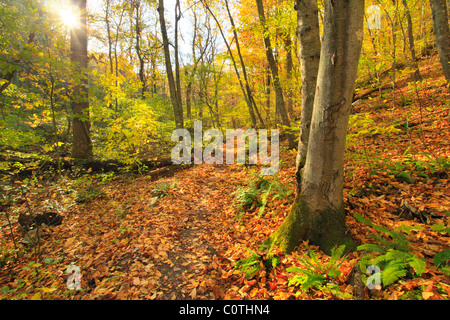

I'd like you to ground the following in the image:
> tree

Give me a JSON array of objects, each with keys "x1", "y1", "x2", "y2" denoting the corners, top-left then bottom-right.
[
  {"x1": 224, "y1": 0, "x2": 265, "y2": 128},
  {"x1": 70, "y1": 0, "x2": 93, "y2": 159},
  {"x1": 402, "y1": 0, "x2": 422, "y2": 81},
  {"x1": 157, "y1": 0, "x2": 184, "y2": 129},
  {"x1": 201, "y1": 0, "x2": 260, "y2": 128},
  {"x1": 174, "y1": 0, "x2": 183, "y2": 111},
  {"x1": 294, "y1": 0, "x2": 321, "y2": 175},
  {"x1": 284, "y1": 35, "x2": 294, "y2": 115},
  {"x1": 429, "y1": 0, "x2": 450, "y2": 88},
  {"x1": 255, "y1": 0, "x2": 294, "y2": 148},
  {"x1": 266, "y1": 0, "x2": 365, "y2": 255},
  {"x1": 134, "y1": 0, "x2": 147, "y2": 98}
]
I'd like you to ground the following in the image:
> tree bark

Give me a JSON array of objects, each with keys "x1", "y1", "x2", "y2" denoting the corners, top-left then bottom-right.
[
  {"x1": 402, "y1": 0, "x2": 422, "y2": 81},
  {"x1": 113, "y1": 5, "x2": 125, "y2": 113},
  {"x1": 265, "y1": 67, "x2": 271, "y2": 121},
  {"x1": 224, "y1": 0, "x2": 265, "y2": 128},
  {"x1": 135, "y1": 1, "x2": 147, "y2": 98},
  {"x1": 70, "y1": 0, "x2": 93, "y2": 159},
  {"x1": 294, "y1": 0, "x2": 321, "y2": 175},
  {"x1": 284, "y1": 35, "x2": 294, "y2": 115},
  {"x1": 105, "y1": 0, "x2": 114, "y2": 74},
  {"x1": 255, "y1": 0, "x2": 294, "y2": 148},
  {"x1": 267, "y1": 0, "x2": 365, "y2": 255},
  {"x1": 158, "y1": 0, "x2": 184, "y2": 129},
  {"x1": 174, "y1": 0, "x2": 183, "y2": 111},
  {"x1": 429, "y1": 0, "x2": 450, "y2": 87}
]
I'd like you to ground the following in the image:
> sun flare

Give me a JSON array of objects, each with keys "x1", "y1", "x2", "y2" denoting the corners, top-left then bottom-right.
[{"x1": 59, "y1": 7, "x2": 79, "y2": 29}]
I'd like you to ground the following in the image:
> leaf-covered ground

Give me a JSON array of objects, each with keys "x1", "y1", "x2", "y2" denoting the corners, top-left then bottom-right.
[{"x1": 1, "y1": 60, "x2": 449, "y2": 300}]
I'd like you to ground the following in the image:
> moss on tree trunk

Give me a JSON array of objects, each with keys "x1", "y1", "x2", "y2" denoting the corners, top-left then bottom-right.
[{"x1": 266, "y1": 195, "x2": 356, "y2": 255}]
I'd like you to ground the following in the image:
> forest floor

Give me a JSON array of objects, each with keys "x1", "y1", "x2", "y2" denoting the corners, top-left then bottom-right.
[{"x1": 0, "y1": 59, "x2": 449, "y2": 300}]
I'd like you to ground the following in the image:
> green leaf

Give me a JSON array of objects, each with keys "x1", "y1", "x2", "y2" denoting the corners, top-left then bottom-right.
[
  {"x1": 382, "y1": 264, "x2": 408, "y2": 286},
  {"x1": 408, "y1": 257, "x2": 426, "y2": 276},
  {"x1": 430, "y1": 223, "x2": 447, "y2": 232},
  {"x1": 354, "y1": 212, "x2": 374, "y2": 227},
  {"x1": 43, "y1": 257, "x2": 53, "y2": 264},
  {"x1": 30, "y1": 292, "x2": 41, "y2": 300},
  {"x1": 286, "y1": 266, "x2": 304, "y2": 273},
  {"x1": 357, "y1": 243, "x2": 386, "y2": 254},
  {"x1": 433, "y1": 250, "x2": 450, "y2": 267},
  {"x1": 385, "y1": 249, "x2": 411, "y2": 261}
]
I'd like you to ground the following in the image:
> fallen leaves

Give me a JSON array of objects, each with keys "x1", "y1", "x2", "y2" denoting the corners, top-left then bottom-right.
[{"x1": 1, "y1": 64, "x2": 449, "y2": 301}]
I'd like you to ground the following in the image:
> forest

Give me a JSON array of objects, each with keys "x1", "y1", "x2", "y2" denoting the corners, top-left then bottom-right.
[{"x1": 0, "y1": 0, "x2": 449, "y2": 303}]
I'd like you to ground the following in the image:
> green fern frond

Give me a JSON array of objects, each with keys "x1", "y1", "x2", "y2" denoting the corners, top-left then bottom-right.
[
  {"x1": 357, "y1": 243, "x2": 386, "y2": 254},
  {"x1": 382, "y1": 264, "x2": 408, "y2": 286},
  {"x1": 301, "y1": 272, "x2": 326, "y2": 290},
  {"x1": 408, "y1": 257, "x2": 426, "y2": 276},
  {"x1": 385, "y1": 249, "x2": 411, "y2": 261},
  {"x1": 439, "y1": 266, "x2": 450, "y2": 276},
  {"x1": 330, "y1": 245, "x2": 346, "y2": 264},
  {"x1": 287, "y1": 271, "x2": 325, "y2": 291},
  {"x1": 235, "y1": 249, "x2": 262, "y2": 279},
  {"x1": 372, "y1": 254, "x2": 388, "y2": 266},
  {"x1": 433, "y1": 250, "x2": 450, "y2": 268}
]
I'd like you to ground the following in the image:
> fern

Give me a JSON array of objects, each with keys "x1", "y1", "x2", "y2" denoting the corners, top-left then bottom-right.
[
  {"x1": 235, "y1": 241, "x2": 281, "y2": 279},
  {"x1": 433, "y1": 250, "x2": 450, "y2": 267},
  {"x1": 287, "y1": 245, "x2": 347, "y2": 291},
  {"x1": 152, "y1": 179, "x2": 177, "y2": 198},
  {"x1": 433, "y1": 250, "x2": 450, "y2": 276},
  {"x1": 354, "y1": 213, "x2": 410, "y2": 252},
  {"x1": 382, "y1": 263, "x2": 408, "y2": 286},
  {"x1": 357, "y1": 243, "x2": 386, "y2": 254},
  {"x1": 235, "y1": 249, "x2": 262, "y2": 279},
  {"x1": 233, "y1": 172, "x2": 292, "y2": 217},
  {"x1": 358, "y1": 246, "x2": 426, "y2": 287},
  {"x1": 287, "y1": 269, "x2": 325, "y2": 290}
]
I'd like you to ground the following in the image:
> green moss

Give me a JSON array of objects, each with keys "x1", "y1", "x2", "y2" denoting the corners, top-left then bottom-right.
[{"x1": 265, "y1": 195, "x2": 355, "y2": 255}]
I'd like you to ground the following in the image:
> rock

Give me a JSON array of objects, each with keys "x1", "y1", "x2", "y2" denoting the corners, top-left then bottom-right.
[{"x1": 18, "y1": 211, "x2": 62, "y2": 231}]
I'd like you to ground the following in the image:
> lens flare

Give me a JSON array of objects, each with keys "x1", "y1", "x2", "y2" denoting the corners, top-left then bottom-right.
[{"x1": 59, "y1": 7, "x2": 79, "y2": 29}]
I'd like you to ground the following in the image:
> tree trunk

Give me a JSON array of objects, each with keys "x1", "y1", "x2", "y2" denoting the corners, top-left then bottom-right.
[
  {"x1": 185, "y1": 70, "x2": 192, "y2": 119},
  {"x1": 0, "y1": 32, "x2": 35, "y2": 96},
  {"x1": 135, "y1": 1, "x2": 147, "y2": 98},
  {"x1": 265, "y1": 67, "x2": 271, "y2": 121},
  {"x1": 295, "y1": 0, "x2": 321, "y2": 174},
  {"x1": 174, "y1": 0, "x2": 183, "y2": 111},
  {"x1": 284, "y1": 35, "x2": 294, "y2": 115},
  {"x1": 267, "y1": 0, "x2": 365, "y2": 255},
  {"x1": 113, "y1": 5, "x2": 125, "y2": 113},
  {"x1": 429, "y1": 0, "x2": 450, "y2": 87},
  {"x1": 105, "y1": 0, "x2": 114, "y2": 74},
  {"x1": 255, "y1": 0, "x2": 294, "y2": 148},
  {"x1": 201, "y1": 0, "x2": 257, "y2": 127},
  {"x1": 224, "y1": 0, "x2": 265, "y2": 128},
  {"x1": 158, "y1": 0, "x2": 184, "y2": 129},
  {"x1": 70, "y1": 0, "x2": 93, "y2": 159},
  {"x1": 402, "y1": 0, "x2": 422, "y2": 80}
]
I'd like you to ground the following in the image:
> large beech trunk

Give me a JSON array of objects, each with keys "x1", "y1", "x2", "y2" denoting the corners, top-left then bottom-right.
[
  {"x1": 295, "y1": 0, "x2": 321, "y2": 173},
  {"x1": 267, "y1": 0, "x2": 365, "y2": 255}
]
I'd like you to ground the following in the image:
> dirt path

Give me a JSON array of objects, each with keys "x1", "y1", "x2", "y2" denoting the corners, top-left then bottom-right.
[{"x1": 153, "y1": 165, "x2": 231, "y2": 299}]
